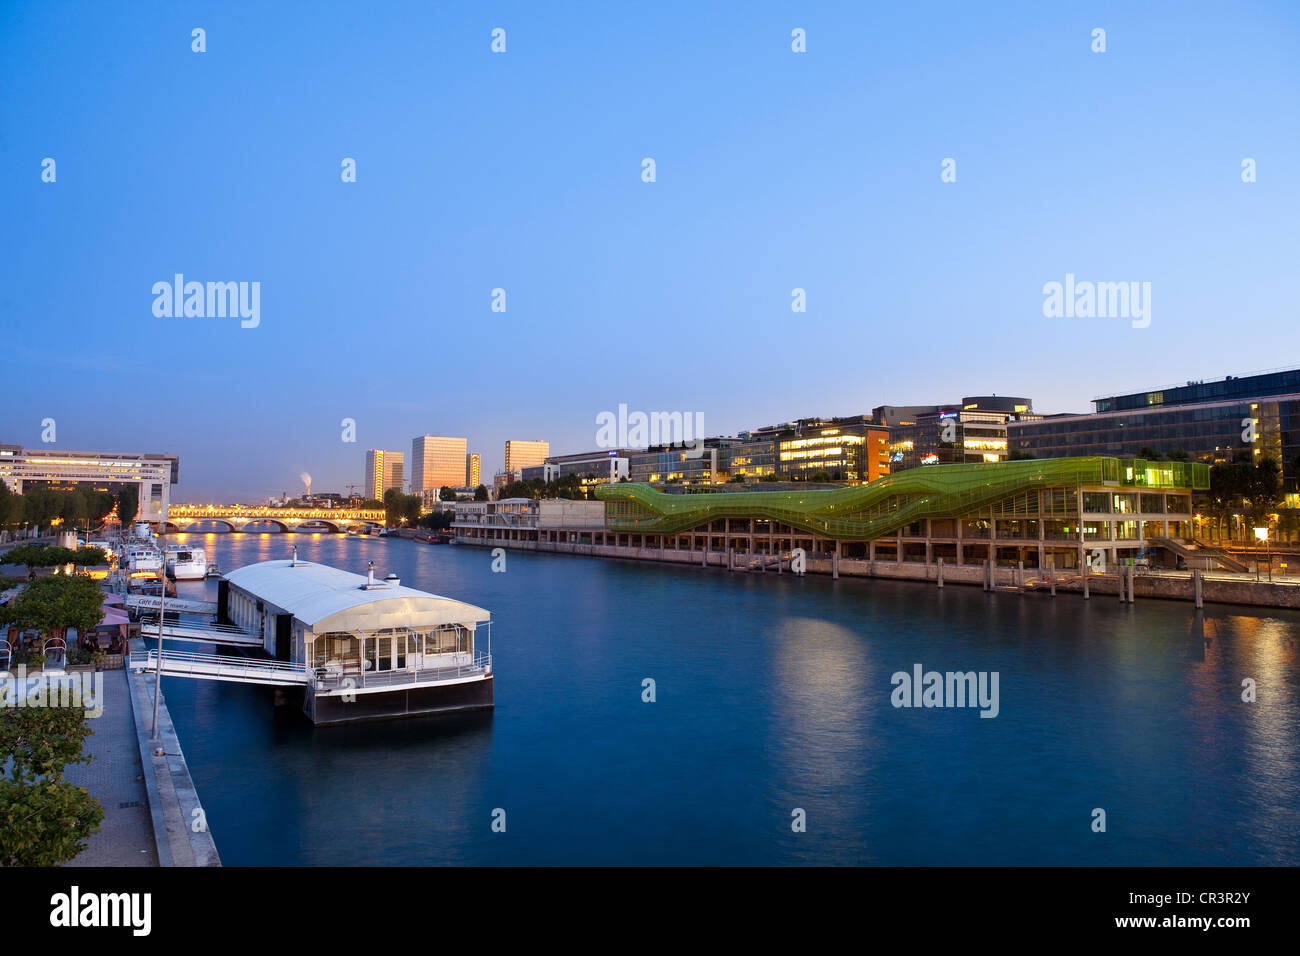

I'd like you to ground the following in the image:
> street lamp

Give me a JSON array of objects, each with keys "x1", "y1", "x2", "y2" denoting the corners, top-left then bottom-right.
[
  {"x1": 1254, "y1": 525, "x2": 1271, "y2": 583},
  {"x1": 151, "y1": 542, "x2": 166, "y2": 739}
]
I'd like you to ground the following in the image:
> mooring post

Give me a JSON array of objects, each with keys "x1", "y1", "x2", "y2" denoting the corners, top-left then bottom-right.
[
  {"x1": 1194, "y1": 569, "x2": 1203, "y2": 608},
  {"x1": 1048, "y1": 554, "x2": 1056, "y2": 596},
  {"x1": 727, "y1": 546, "x2": 733, "y2": 572},
  {"x1": 1083, "y1": 566, "x2": 1090, "y2": 600},
  {"x1": 937, "y1": 557, "x2": 944, "y2": 589},
  {"x1": 833, "y1": 540, "x2": 840, "y2": 580},
  {"x1": 1017, "y1": 559, "x2": 1024, "y2": 589}
]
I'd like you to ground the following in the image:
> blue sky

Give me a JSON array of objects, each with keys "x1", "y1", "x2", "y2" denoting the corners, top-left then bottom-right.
[{"x1": 3, "y1": 1, "x2": 1298, "y2": 500}]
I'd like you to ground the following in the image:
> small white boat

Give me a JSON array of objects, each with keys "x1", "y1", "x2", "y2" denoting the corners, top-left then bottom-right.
[
  {"x1": 124, "y1": 545, "x2": 164, "y2": 573},
  {"x1": 165, "y1": 545, "x2": 207, "y2": 580}
]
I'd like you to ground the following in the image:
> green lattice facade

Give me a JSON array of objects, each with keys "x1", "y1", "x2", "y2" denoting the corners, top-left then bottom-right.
[{"x1": 594, "y1": 457, "x2": 1208, "y2": 541}]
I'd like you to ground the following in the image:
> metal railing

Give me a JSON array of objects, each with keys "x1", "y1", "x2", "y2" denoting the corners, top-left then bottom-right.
[
  {"x1": 129, "y1": 648, "x2": 307, "y2": 684},
  {"x1": 308, "y1": 652, "x2": 492, "y2": 691}
]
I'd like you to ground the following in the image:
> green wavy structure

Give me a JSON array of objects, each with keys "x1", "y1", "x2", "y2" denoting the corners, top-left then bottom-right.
[{"x1": 594, "y1": 457, "x2": 1208, "y2": 540}]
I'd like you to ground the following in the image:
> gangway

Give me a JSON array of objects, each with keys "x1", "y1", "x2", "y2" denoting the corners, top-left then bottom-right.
[
  {"x1": 135, "y1": 618, "x2": 264, "y2": 648},
  {"x1": 129, "y1": 648, "x2": 306, "y2": 686}
]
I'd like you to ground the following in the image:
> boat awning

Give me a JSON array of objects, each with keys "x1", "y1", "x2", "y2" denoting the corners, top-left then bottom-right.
[{"x1": 222, "y1": 559, "x2": 490, "y2": 633}]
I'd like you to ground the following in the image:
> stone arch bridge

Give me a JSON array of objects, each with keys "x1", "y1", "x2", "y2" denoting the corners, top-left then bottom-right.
[{"x1": 165, "y1": 504, "x2": 386, "y2": 534}]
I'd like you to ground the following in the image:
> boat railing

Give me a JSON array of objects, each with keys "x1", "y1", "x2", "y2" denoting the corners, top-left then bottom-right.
[{"x1": 308, "y1": 651, "x2": 492, "y2": 691}]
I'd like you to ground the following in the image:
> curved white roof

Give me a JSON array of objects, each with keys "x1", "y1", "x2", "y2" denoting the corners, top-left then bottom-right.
[{"x1": 223, "y1": 560, "x2": 489, "y2": 633}]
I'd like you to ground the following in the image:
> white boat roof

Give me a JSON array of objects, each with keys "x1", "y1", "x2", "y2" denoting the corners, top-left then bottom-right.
[{"x1": 223, "y1": 559, "x2": 490, "y2": 633}]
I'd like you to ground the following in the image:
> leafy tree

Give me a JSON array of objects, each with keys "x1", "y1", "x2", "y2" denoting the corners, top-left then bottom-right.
[
  {"x1": 0, "y1": 706, "x2": 103, "y2": 866},
  {"x1": 1207, "y1": 456, "x2": 1283, "y2": 541},
  {"x1": 1166, "y1": 448, "x2": 1189, "y2": 462},
  {"x1": 439, "y1": 486, "x2": 456, "y2": 502},
  {"x1": 116, "y1": 485, "x2": 139, "y2": 526},
  {"x1": 419, "y1": 511, "x2": 454, "y2": 531},
  {"x1": 0, "y1": 574, "x2": 107, "y2": 638},
  {"x1": 473, "y1": 485, "x2": 489, "y2": 501},
  {"x1": 810, "y1": 469, "x2": 832, "y2": 483},
  {"x1": 0, "y1": 544, "x2": 77, "y2": 573},
  {"x1": 72, "y1": 546, "x2": 109, "y2": 568},
  {"x1": 1138, "y1": 446, "x2": 1162, "y2": 460}
]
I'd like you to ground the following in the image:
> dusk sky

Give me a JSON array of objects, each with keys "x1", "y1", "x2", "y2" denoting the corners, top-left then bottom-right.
[{"x1": 3, "y1": 1, "x2": 1298, "y2": 501}]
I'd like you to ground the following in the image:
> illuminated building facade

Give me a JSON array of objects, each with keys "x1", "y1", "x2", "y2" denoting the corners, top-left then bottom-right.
[
  {"x1": 504, "y1": 440, "x2": 549, "y2": 475},
  {"x1": 411, "y1": 436, "x2": 468, "y2": 492},
  {"x1": 0, "y1": 444, "x2": 179, "y2": 524},
  {"x1": 879, "y1": 397, "x2": 1038, "y2": 472},
  {"x1": 364, "y1": 449, "x2": 404, "y2": 499}
]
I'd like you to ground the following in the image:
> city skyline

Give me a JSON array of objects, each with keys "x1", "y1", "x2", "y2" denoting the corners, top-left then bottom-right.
[{"x1": 5, "y1": 2, "x2": 1298, "y2": 501}]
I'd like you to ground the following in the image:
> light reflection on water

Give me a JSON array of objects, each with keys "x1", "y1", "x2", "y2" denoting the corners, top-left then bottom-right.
[{"x1": 157, "y1": 532, "x2": 1300, "y2": 865}]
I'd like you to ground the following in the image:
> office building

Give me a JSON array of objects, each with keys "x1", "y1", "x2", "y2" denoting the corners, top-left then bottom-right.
[
  {"x1": 466, "y1": 453, "x2": 481, "y2": 489},
  {"x1": 504, "y1": 440, "x2": 549, "y2": 476},
  {"x1": 0, "y1": 444, "x2": 179, "y2": 524},
  {"x1": 520, "y1": 449, "x2": 630, "y2": 491},
  {"x1": 364, "y1": 449, "x2": 404, "y2": 500},
  {"x1": 411, "y1": 436, "x2": 468, "y2": 492},
  {"x1": 879, "y1": 396, "x2": 1039, "y2": 472},
  {"x1": 747, "y1": 416, "x2": 890, "y2": 482},
  {"x1": 1008, "y1": 369, "x2": 1300, "y2": 498}
]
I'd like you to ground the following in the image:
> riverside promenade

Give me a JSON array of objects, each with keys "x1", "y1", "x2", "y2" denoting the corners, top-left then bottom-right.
[
  {"x1": 60, "y1": 648, "x2": 221, "y2": 867},
  {"x1": 62, "y1": 666, "x2": 158, "y2": 866}
]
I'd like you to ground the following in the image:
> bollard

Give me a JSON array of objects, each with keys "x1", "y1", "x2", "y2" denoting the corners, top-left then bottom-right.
[
  {"x1": 937, "y1": 557, "x2": 944, "y2": 589},
  {"x1": 1193, "y1": 569, "x2": 1203, "y2": 609}
]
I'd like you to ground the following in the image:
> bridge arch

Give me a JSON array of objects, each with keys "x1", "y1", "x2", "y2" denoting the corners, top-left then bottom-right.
[
  {"x1": 295, "y1": 520, "x2": 344, "y2": 534},
  {"x1": 241, "y1": 519, "x2": 290, "y2": 533},
  {"x1": 179, "y1": 519, "x2": 238, "y2": 533}
]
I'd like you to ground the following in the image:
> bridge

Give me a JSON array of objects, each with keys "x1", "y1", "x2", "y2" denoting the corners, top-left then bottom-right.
[{"x1": 164, "y1": 503, "x2": 386, "y2": 534}]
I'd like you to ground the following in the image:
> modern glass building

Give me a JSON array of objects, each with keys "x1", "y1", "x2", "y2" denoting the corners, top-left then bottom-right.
[
  {"x1": 1009, "y1": 369, "x2": 1300, "y2": 493},
  {"x1": 410, "y1": 436, "x2": 467, "y2": 492},
  {"x1": 364, "y1": 449, "x2": 404, "y2": 499},
  {"x1": 504, "y1": 440, "x2": 549, "y2": 475}
]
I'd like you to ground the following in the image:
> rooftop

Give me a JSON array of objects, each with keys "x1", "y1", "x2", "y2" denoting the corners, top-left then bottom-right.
[{"x1": 223, "y1": 559, "x2": 489, "y2": 633}]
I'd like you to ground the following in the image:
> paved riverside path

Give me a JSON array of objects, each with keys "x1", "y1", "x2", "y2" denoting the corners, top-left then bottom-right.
[{"x1": 63, "y1": 666, "x2": 159, "y2": 866}]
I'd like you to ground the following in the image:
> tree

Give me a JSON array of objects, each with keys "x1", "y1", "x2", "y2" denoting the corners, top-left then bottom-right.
[
  {"x1": 439, "y1": 486, "x2": 456, "y2": 502},
  {"x1": 0, "y1": 574, "x2": 107, "y2": 638},
  {"x1": 419, "y1": 511, "x2": 454, "y2": 531},
  {"x1": 473, "y1": 485, "x2": 488, "y2": 501},
  {"x1": 0, "y1": 706, "x2": 103, "y2": 866},
  {"x1": 1138, "y1": 446, "x2": 1162, "y2": 460},
  {"x1": 1167, "y1": 448, "x2": 1190, "y2": 462},
  {"x1": 72, "y1": 546, "x2": 109, "y2": 569},
  {"x1": 116, "y1": 486, "x2": 139, "y2": 526},
  {"x1": 1207, "y1": 456, "x2": 1283, "y2": 542},
  {"x1": 810, "y1": 469, "x2": 832, "y2": 483},
  {"x1": 0, "y1": 544, "x2": 78, "y2": 574}
]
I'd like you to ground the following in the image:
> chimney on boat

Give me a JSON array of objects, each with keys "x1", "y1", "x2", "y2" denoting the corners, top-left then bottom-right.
[
  {"x1": 384, "y1": 572, "x2": 400, "y2": 588},
  {"x1": 291, "y1": 545, "x2": 298, "y2": 567},
  {"x1": 367, "y1": 560, "x2": 375, "y2": 586}
]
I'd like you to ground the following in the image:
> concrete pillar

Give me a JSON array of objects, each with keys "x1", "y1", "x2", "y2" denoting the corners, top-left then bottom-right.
[
  {"x1": 937, "y1": 557, "x2": 944, "y2": 589},
  {"x1": 1194, "y1": 570, "x2": 1203, "y2": 608},
  {"x1": 833, "y1": 540, "x2": 840, "y2": 580}
]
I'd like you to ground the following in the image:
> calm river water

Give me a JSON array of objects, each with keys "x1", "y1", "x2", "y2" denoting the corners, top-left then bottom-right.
[{"x1": 157, "y1": 532, "x2": 1300, "y2": 866}]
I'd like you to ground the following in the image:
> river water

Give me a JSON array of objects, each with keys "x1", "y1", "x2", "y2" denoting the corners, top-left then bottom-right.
[{"x1": 157, "y1": 532, "x2": 1300, "y2": 865}]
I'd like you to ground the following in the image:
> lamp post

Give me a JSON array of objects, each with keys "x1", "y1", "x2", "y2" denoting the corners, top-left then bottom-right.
[
  {"x1": 151, "y1": 547, "x2": 165, "y2": 739},
  {"x1": 1254, "y1": 525, "x2": 1271, "y2": 583}
]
